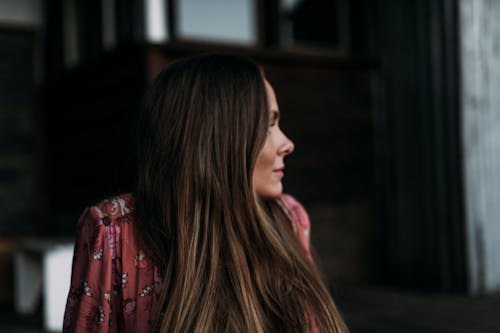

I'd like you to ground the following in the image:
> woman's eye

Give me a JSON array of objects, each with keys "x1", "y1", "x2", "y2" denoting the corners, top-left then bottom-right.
[
  {"x1": 267, "y1": 123, "x2": 274, "y2": 135},
  {"x1": 269, "y1": 111, "x2": 279, "y2": 129}
]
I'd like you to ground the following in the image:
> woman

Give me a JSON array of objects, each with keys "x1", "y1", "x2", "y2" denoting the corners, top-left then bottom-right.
[{"x1": 63, "y1": 54, "x2": 348, "y2": 332}]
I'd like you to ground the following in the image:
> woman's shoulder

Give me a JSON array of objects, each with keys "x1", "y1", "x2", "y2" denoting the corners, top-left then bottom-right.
[
  {"x1": 65, "y1": 193, "x2": 157, "y2": 332},
  {"x1": 76, "y1": 193, "x2": 136, "y2": 231},
  {"x1": 74, "y1": 193, "x2": 138, "y2": 257},
  {"x1": 86, "y1": 193, "x2": 135, "y2": 223}
]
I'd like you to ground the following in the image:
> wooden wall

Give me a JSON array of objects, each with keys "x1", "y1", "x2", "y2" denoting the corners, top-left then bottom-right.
[
  {"x1": 42, "y1": 47, "x2": 146, "y2": 234},
  {"x1": 264, "y1": 63, "x2": 378, "y2": 284},
  {"x1": 0, "y1": 28, "x2": 36, "y2": 305},
  {"x1": 41, "y1": 46, "x2": 380, "y2": 285},
  {"x1": 0, "y1": 29, "x2": 36, "y2": 235},
  {"x1": 32, "y1": 0, "x2": 384, "y2": 289}
]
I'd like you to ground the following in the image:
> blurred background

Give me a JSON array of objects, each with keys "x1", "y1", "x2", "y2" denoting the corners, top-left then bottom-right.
[{"x1": 1, "y1": 0, "x2": 500, "y2": 332}]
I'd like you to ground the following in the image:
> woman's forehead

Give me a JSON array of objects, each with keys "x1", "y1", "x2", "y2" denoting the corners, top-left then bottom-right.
[{"x1": 264, "y1": 80, "x2": 279, "y2": 112}]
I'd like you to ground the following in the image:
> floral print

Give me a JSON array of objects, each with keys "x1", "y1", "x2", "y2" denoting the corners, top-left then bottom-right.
[
  {"x1": 282, "y1": 194, "x2": 312, "y2": 258},
  {"x1": 93, "y1": 248, "x2": 103, "y2": 261},
  {"x1": 63, "y1": 193, "x2": 313, "y2": 332},
  {"x1": 82, "y1": 281, "x2": 92, "y2": 297},
  {"x1": 139, "y1": 284, "x2": 154, "y2": 297}
]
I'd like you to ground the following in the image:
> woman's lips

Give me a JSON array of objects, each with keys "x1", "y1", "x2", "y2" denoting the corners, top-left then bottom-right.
[{"x1": 273, "y1": 167, "x2": 285, "y2": 176}]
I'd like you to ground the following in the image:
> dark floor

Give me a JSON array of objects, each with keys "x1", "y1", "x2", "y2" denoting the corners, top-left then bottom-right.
[
  {"x1": 0, "y1": 305, "x2": 43, "y2": 333},
  {"x1": 2, "y1": 287, "x2": 500, "y2": 332},
  {"x1": 337, "y1": 286, "x2": 500, "y2": 333}
]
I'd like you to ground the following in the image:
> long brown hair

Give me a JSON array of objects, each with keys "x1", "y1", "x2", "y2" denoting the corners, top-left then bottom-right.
[{"x1": 135, "y1": 54, "x2": 348, "y2": 332}]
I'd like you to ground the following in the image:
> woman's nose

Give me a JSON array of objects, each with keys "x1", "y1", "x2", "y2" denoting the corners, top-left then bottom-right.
[{"x1": 280, "y1": 133, "x2": 295, "y2": 156}]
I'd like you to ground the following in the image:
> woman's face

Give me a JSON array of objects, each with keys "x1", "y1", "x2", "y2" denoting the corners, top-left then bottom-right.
[{"x1": 253, "y1": 80, "x2": 295, "y2": 199}]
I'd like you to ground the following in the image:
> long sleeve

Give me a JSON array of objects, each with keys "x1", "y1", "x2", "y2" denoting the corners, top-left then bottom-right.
[
  {"x1": 63, "y1": 206, "x2": 123, "y2": 333},
  {"x1": 63, "y1": 194, "x2": 159, "y2": 333}
]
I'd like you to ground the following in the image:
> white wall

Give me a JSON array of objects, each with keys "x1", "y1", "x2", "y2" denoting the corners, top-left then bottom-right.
[{"x1": 460, "y1": 0, "x2": 500, "y2": 295}]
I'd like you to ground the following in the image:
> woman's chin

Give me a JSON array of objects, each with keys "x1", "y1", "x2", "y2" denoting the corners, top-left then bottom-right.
[{"x1": 257, "y1": 184, "x2": 283, "y2": 199}]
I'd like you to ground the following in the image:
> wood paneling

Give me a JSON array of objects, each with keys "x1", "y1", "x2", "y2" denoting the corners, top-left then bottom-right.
[
  {"x1": 0, "y1": 29, "x2": 36, "y2": 235},
  {"x1": 42, "y1": 47, "x2": 147, "y2": 234},
  {"x1": 263, "y1": 61, "x2": 377, "y2": 284},
  {"x1": 41, "y1": 46, "x2": 379, "y2": 283}
]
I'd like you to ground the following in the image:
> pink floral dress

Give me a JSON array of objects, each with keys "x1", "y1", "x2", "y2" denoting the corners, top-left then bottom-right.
[{"x1": 63, "y1": 193, "x2": 316, "y2": 332}]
